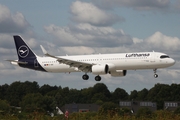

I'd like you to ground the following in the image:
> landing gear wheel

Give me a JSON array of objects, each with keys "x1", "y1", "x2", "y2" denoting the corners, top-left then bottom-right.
[
  {"x1": 153, "y1": 69, "x2": 158, "y2": 78},
  {"x1": 154, "y1": 74, "x2": 158, "y2": 78},
  {"x1": 95, "y1": 75, "x2": 101, "y2": 81},
  {"x1": 82, "y1": 74, "x2": 89, "y2": 80}
]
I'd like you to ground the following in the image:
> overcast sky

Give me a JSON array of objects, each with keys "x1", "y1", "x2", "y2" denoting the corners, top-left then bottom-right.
[{"x1": 0, "y1": 0, "x2": 180, "y2": 93}]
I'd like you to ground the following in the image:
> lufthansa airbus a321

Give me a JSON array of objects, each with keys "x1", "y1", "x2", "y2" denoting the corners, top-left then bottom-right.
[{"x1": 6, "y1": 35, "x2": 175, "y2": 81}]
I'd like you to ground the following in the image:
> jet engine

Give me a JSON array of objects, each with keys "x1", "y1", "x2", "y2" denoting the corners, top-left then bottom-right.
[
  {"x1": 106, "y1": 63, "x2": 116, "y2": 71},
  {"x1": 92, "y1": 64, "x2": 109, "y2": 75}
]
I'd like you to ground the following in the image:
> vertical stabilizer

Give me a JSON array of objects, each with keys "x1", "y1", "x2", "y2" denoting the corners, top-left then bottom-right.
[{"x1": 13, "y1": 35, "x2": 37, "y2": 60}]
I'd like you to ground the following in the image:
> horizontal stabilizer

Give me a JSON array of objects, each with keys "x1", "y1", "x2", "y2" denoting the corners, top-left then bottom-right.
[{"x1": 5, "y1": 60, "x2": 28, "y2": 64}]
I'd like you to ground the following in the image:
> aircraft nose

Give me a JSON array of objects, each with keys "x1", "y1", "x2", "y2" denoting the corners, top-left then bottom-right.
[{"x1": 169, "y1": 59, "x2": 175, "y2": 65}]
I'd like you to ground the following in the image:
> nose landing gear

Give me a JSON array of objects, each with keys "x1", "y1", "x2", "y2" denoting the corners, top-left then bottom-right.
[{"x1": 153, "y1": 69, "x2": 158, "y2": 78}]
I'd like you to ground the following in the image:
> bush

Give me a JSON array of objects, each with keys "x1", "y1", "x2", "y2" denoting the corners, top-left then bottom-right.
[
  {"x1": 98, "y1": 102, "x2": 118, "y2": 115},
  {"x1": 0, "y1": 99, "x2": 10, "y2": 114},
  {"x1": 174, "y1": 107, "x2": 180, "y2": 115},
  {"x1": 136, "y1": 107, "x2": 153, "y2": 118}
]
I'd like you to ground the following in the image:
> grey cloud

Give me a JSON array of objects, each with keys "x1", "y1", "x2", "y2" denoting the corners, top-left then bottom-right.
[
  {"x1": 93, "y1": 0, "x2": 170, "y2": 11},
  {"x1": 44, "y1": 24, "x2": 180, "y2": 58},
  {"x1": 44, "y1": 24, "x2": 133, "y2": 48},
  {"x1": 0, "y1": 34, "x2": 15, "y2": 49},
  {"x1": 0, "y1": 5, "x2": 31, "y2": 33},
  {"x1": 70, "y1": 1, "x2": 124, "y2": 26},
  {"x1": 173, "y1": 0, "x2": 180, "y2": 12}
]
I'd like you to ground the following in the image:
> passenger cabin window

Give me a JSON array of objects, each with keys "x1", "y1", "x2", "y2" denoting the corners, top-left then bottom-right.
[{"x1": 160, "y1": 55, "x2": 170, "y2": 59}]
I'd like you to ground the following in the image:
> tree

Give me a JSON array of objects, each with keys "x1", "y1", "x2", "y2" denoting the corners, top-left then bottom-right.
[
  {"x1": 5, "y1": 81, "x2": 22, "y2": 106},
  {"x1": 92, "y1": 83, "x2": 111, "y2": 102},
  {"x1": 137, "y1": 88, "x2": 148, "y2": 100},
  {"x1": 80, "y1": 87, "x2": 93, "y2": 103},
  {"x1": 54, "y1": 87, "x2": 64, "y2": 106},
  {"x1": 41, "y1": 95, "x2": 56, "y2": 112},
  {"x1": 0, "y1": 99, "x2": 10, "y2": 113},
  {"x1": 170, "y1": 84, "x2": 180, "y2": 101},
  {"x1": 112, "y1": 88, "x2": 128, "y2": 103},
  {"x1": 91, "y1": 93, "x2": 108, "y2": 103},
  {"x1": 66, "y1": 88, "x2": 81, "y2": 103},
  {"x1": 0, "y1": 84, "x2": 9, "y2": 100},
  {"x1": 21, "y1": 93, "x2": 56, "y2": 113},
  {"x1": 5, "y1": 81, "x2": 39, "y2": 106},
  {"x1": 129, "y1": 90, "x2": 138, "y2": 100},
  {"x1": 147, "y1": 83, "x2": 171, "y2": 109},
  {"x1": 21, "y1": 81, "x2": 39, "y2": 93},
  {"x1": 21, "y1": 93, "x2": 44, "y2": 112},
  {"x1": 40, "y1": 84, "x2": 58, "y2": 96},
  {"x1": 98, "y1": 102, "x2": 119, "y2": 115}
]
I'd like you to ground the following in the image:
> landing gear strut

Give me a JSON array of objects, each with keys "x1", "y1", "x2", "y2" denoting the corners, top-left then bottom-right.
[
  {"x1": 82, "y1": 74, "x2": 89, "y2": 80},
  {"x1": 95, "y1": 75, "x2": 101, "y2": 81},
  {"x1": 153, "y1": 69, "x2": 158, "y2": 78}
]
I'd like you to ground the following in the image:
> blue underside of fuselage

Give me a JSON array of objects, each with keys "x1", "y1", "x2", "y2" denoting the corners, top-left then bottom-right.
[{"x1": 18, "y1": 58, "x2": 47, "y2": 72}]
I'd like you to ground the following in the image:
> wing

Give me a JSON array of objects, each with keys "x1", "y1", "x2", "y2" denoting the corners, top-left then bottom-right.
[{"x1": 40, "y1": 45, "x2": 94, "y2": 73}]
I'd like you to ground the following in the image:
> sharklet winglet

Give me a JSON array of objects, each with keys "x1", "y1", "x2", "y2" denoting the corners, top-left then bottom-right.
[
  {"x1": 40, "y1": 45, "x2": 48, "y2": 55},
  {"x1": 40, "y1": 45, "x2": 57, "y2": 58}
]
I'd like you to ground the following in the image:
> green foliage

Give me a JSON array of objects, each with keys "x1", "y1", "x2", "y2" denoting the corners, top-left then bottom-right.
[
  {"x1": 0, "y1": 84, "x2": 9, "y2": 99},
  {"x1": 92, "y1": 83, "x2": 111, "y2": 100},
  {"x1": 91, "y1": 93, "x2": 107, "y2": 103},
  {"x1": 21, "y1": 93, "x2": 44, "y2": 112},
  {"x1": 129, "y1": 90, "x2": 138, "y2": 100},
  {"x1": 0, "y1": 99, "x2": 10, "y2": 113},
  {"x1": 4, "y1": 81, "x2": 39, "y2": 106},
  {"x1": 98, "y1": 102, "x2": 119, "y2": 115},
  {"x1": 1, "y1": 81, "x2": 180, "y2": 117},
  {"x1": 80, "y1": 87, "x2": 93, "y2": 103},
  {"x1": 21, "y1": 93, "x2": 56, "y2": 113},
  {"x1": 2, "y1": 110, "x2": 180, "y2": 120},
  {"x1": 136, "y1": 107, "x2": 152, "y2": 118},
  {"x1": 40, "y1": 84, "x2": 58, "y2": 95},
  {"x1": 112, "y1": 88, "x2": 128, "y2": 103},
  {"x1": 147, "y1": 83, "x2": 180, "y2": 109},
  {"x1": 136, "y1": 88, "x2": 148, "y2": 100},
  {"x1": 174, "y1": 107, "x2": 180, "y2": 115}
]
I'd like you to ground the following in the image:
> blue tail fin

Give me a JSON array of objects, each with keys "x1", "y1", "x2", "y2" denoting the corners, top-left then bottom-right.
[{"x1": 13, "y1": 35, "x2": 37, "y2": 60}]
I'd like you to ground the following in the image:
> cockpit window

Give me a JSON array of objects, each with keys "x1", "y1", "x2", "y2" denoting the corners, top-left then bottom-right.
[{"x1": 160, "y1": 55, "x2": 170, "y2": 59}]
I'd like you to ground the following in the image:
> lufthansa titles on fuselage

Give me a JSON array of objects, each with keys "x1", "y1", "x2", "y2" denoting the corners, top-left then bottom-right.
[{"x1": 125, "y1": 53, "x2": 150, "y2": 57}]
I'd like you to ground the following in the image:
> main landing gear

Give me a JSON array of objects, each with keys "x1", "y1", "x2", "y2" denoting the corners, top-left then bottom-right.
[
  {"x1": 153, "y1": 69, "x2": 158, "y2": 78},
  {"x1": 82, "y1": 74, "x2": 89, "y2": 80},
  {"x1": 95, "y1": 75, "x2": 101, "y2": 81},
  {"x1": 82, "y1": 74, "x2": 101, "y2": 81}
]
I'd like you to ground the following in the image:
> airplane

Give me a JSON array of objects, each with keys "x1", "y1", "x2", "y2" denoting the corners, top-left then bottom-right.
[{"x1": 6, "y1": 35, "x2": 175, "y2": 81}]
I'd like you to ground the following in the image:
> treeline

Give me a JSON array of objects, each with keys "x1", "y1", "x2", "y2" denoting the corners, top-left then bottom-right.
[{"x1": 0, "y1": 81, "x2": 180, "y2": 113}]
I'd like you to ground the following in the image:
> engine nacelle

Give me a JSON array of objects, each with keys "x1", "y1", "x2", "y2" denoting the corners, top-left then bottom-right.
[
  {"x1": 110, "y1": 70, "x2": 127, "y2": 77},
  {"x1": 92, "y1": 64, "x2": 109, "y2": 75},
  {"x1": 106, "y1": 63, "x2": 116, "y2": 71}
]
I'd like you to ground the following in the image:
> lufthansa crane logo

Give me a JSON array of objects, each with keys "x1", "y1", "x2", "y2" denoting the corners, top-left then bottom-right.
[{"x1": 18, "y1": 45, "x2": 29, "y2": 58}]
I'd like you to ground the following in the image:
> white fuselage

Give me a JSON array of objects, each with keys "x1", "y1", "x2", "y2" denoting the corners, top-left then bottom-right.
[
  {"x1": 36, "y1": 52, "x2": 175, "y2": 73},
  {"x1": 10, "y1": 35, "x2": 175, "y2": 80}
]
